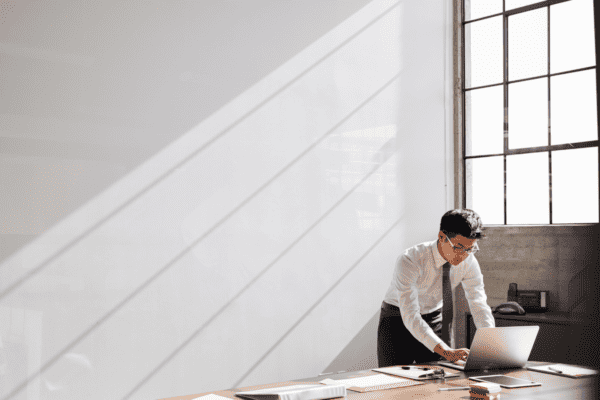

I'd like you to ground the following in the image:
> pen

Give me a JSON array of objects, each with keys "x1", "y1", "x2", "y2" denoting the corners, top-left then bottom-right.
[
  {"x1": 548, "y1": 366, "x2": 563, "y2": 373},
  {"x1": 438, "y1": 387, "x2": 470, "y2": 391}
]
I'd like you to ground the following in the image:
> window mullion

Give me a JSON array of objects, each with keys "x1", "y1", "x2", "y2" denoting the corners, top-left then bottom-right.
[
  {"x1": 503, "y1": 2, "x2": 508, "y2": 225},
  {"x1": 595, "y1": 0, "x2": 600, "y2": 223},
  {"x1": 548, "y1": 5, "x2": 553, "y2": 224},
  {"x1": 462, "y1": 0, "x2": 467, "y2": 209}
]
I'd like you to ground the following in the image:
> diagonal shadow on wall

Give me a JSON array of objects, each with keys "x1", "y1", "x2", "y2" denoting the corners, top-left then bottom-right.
[
  {"x1": 0, "y1": 0, "x2": 376, "y2": 263},
  {"x1": 1, "y1": 72, "x2": 401, "y2": 400},
  {"x1": 321, "y1": 273, "x2": 471, "y2": 374},
  {"x1": 121, "y1": 134, "x2": 401, "y2": 399},
  {"x1": 0, "y1": 0, "x2": 401, "y2": 303},
  {"x1": 321, "y1": 309, "x2": 380, "y2": 374}
]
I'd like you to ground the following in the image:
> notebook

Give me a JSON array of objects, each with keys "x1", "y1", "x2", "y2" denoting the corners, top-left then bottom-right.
[{"x1": 438, "y1": 326, "x2": 539, "y2": 371}]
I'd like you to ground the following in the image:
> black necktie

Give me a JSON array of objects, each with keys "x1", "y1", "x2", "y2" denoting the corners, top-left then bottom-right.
[{"x1": 441, "y1": 262, "x2": 453, "y2": 345}]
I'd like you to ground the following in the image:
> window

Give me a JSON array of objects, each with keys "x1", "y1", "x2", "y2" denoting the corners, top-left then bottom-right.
[{"x1": 461, "y1": 0, "x2": 599, "y2": 224}]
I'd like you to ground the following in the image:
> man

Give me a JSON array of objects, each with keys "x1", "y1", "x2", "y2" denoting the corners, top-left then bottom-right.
[{"x1": 377, "y1": 209, "x2": 495, "y2": 367}]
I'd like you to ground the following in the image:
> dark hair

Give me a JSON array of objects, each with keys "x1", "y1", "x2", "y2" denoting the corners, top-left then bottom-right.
[{"x1": 440, "y1": 209, "x2": 485, "y2": 239}]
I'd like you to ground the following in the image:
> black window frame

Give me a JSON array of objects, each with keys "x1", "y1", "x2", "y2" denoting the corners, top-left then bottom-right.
[{"x1": 460, "y1": 0, "x2": 600, "y2": 225}]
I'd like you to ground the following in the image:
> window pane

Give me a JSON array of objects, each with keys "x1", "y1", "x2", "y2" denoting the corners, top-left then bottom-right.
[
  {"x1": 465, "y1": 16, "x2": 503, "y2": 88},
  {"x1": 508, "y1": 77, "x2": 548, "y2": 149},
  {"x1": 506, "y1": 0, "x2": 543, "y2": 11},
  {"x1": 508, "y1": 8, "x2": 548, "y2": 81},
  {"x1": 465, "y1": 0, "x2": 503, "y2": 21},
  {"x1": 552, "y1": 148, "x2": 599, "y2": 223},
  {"x1": 466, "y1": 85, "x2": 504, "y2": 156},
  {"x1": 507, "y1": 152, "x2": 549, "y2": 224},
  {"x1": 550, "y1": 0, "x2": 596, "y2": 74},
  {"x1": 466, "y1": 157, "x2": 504, "y2": 224},
  {"x1": 551, "y1": 70, "x2": 598, "y2": 145}
]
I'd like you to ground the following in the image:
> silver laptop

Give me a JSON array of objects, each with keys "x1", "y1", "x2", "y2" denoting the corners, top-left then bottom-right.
[{"x1": 438, "y1": 326, "x2": 539, "y2": 371}]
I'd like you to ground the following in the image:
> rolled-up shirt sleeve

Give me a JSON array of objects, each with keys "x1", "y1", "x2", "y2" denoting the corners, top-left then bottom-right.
[
  {"x1": 395, "y1": 254, "x2": 443, "y2": 352},
  {"x1": 461, "y1": 256, "x2": 495, "y2": 329}
]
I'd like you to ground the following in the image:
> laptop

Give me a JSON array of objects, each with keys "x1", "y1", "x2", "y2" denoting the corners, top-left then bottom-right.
[{"x1": 438, "y1": 326, "x2": 539, "y2": 371}]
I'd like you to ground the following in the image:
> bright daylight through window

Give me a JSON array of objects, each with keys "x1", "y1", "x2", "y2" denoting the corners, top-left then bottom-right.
[{"x1": 462, "y1": 0, "x2": 599, "y2": 225}]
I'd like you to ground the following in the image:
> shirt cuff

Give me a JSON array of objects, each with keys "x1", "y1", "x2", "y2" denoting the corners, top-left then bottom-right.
[{"x1": 423, "y1": 333, "x2": 443, "y2": 352}]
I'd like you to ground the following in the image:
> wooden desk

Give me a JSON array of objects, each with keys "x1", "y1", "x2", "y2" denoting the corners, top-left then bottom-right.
[
  {"x1": 160, "y1": 362, "x2": 599, "y2": 400},
  {"x1": 466, "y1": 312, "x2": 598, "y2": 367}
]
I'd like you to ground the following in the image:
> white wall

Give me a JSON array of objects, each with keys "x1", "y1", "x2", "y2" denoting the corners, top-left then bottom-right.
[{"x1": 0, "y1": 1, "x2": 453, "y2": 399}]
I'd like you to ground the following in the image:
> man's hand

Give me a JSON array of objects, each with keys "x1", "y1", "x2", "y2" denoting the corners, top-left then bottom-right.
[
  {"x1": 443, "y1": 348, "x2": 470, "y2": 363},
  {"x1": 433, "y1": 343, "x2": 470, "y2": 363}
]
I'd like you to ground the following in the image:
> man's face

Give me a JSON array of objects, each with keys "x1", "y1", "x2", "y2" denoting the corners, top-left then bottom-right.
[{"x1": 438, "y1": 231, "x2": 478, "y2": 265}]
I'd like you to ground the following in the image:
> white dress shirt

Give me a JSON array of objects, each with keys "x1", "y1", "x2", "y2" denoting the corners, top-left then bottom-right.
[{"x1": 383, "y1": 240, "x2": 495, "y2": 352}]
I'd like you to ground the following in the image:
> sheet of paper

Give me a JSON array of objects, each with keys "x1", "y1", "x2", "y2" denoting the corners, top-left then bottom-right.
[
  {"x1": 192, "y1": 394, "x2": 233, "y2": 400},
  {"x1": 236, "y1": 383, "x2": 346, "y2": 400},
  {"x1": 373, "y1": 367, "x2": 425, "y2": 379},
  {"x1": 238, "y1": 384, "x2": 325, "y2": 394},
  {"x1": 373, "y1": 366, "x2": 459, "y2": 379},
  {"x1": 537, "y1": 364, "x2": 599, "y2": 376},
  {"x1": 320, "y1": 373, "x2": 411, "y2": 389}
]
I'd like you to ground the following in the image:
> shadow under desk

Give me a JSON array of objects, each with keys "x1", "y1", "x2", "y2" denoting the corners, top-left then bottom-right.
[{"x1": 466, "y1": 311, "x2": 598, "y2": 368}]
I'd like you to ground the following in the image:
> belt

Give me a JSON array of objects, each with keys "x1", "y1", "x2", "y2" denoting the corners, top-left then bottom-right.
[{"x1": 380, "y1": 301, "x2": 442, "y2": 323}]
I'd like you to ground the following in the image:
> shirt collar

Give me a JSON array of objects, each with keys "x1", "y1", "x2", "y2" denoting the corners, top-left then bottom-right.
[{"x1": 431, "y1": 239, "x2": 448, "y2": 268}]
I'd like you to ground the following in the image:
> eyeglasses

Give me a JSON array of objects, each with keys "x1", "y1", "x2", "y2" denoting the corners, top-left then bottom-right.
[{"x1": 446, "y1": 236, "x2": 479, "y2": 255}]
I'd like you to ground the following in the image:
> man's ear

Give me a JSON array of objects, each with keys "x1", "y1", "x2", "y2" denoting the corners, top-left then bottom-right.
[{"x1": 438, "y1": 231, "x2": 445, "y2": 241}]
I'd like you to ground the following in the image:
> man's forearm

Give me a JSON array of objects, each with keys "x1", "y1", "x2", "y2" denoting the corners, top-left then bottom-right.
[{"x1": 433, "y1": 343, "x2": 450, "y2": 359}]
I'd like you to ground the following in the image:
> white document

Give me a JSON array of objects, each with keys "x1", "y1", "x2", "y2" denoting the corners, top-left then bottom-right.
[
  {"x1": 373, "y1": 366, "x2": 459, "y2": 380},
  {"x1": 527, "y1": 364, "x2": 599, "y2": 378},
  {"x1": 320, "y1": 373, "x2": 412, "y2": 389},
  {"x1": 192, "y1": 395, "x2": 233, "y2": 400},
  {"x1": 235, "y1": 383, "x2": 345, "y2": 400},
  {"x1": 373, "y1": 367, "x2": 426, "y2": 379}
]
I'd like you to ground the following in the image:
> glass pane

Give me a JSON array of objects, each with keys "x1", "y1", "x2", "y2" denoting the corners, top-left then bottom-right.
[
  {"x1": 551, "y1": 0, "x2": 596, "y2": 74},
  {"x1": 552, "y1": 148, "x2": 599, "y2": 223},
  {"x1": 466, "y1": 86, "x2": 505, "y2": 156},
  {"x1": 466, "y1": 156, "x2": 504, "y2": 224},
  {"x1": 508, "y1": 77, "x2": 548, "y2": 149},
  {"x1": 507, "y1": 152, "x2": 549, "y2": 224},
  {"x1": 506, "y1": 0, "x2": 543, "y2": 11},
  {"x1": 465, "y1": 16, "x2": 503, "y2": 88},
  {"x1": 551, "y1": 70, "x2": 598, "y2": 145},
  {"x1": 508, "y1": 8, "x2": 548, "y2": 81},
  {"x1": 465, "y1": 0, "x2": 503, "y2": 21}
]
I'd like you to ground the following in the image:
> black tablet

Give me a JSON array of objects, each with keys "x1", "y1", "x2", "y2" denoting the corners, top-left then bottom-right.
[{"x1": 470, "y1": 375, "x2": 542, "y2": 388}]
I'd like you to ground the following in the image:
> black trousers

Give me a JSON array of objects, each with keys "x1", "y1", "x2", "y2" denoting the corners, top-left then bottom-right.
[{"x1": 377, "y1": 301, "x2": 444, "y2": 367}]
